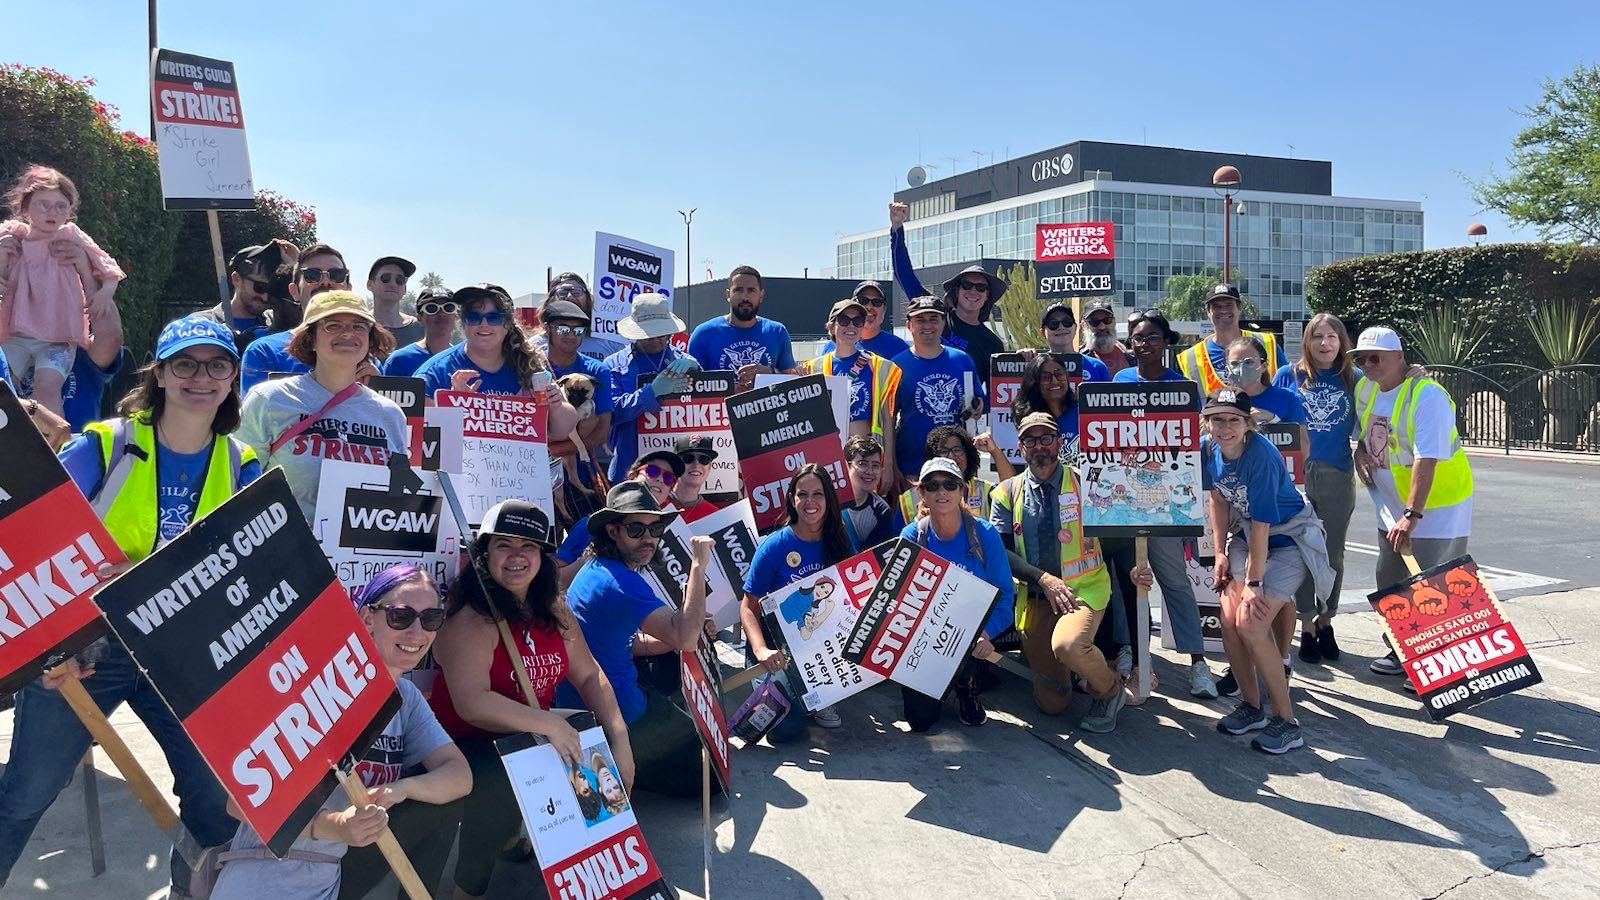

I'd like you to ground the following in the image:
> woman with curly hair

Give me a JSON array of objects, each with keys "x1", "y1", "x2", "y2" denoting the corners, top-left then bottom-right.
[{"x1": 897, "y1": 424, "x2": 995, "y2": 524}]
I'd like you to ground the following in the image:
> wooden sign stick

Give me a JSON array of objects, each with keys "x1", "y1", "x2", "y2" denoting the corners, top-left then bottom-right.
[
  {"x1": 701, "y1": 749, "x2": 714, "y2": 900},
  {"x1": 1134, "y1": 536, "x2": 1152, "y2": 699},
  {"x1": 721, "y1": 663, "x2": 765, "y2": 691},
  {"x1": 1402, "y1": 551, "x2": 1423, "y2": 576},
  {"x1": 51, "y1": 664, "x2": 178, "y2": 832},
  {"x1": 332, "y1": 765, "x2": 431, "y2": 900}
]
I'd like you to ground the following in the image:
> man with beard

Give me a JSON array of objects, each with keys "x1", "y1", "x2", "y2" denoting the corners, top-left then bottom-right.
[
  {"x1": 368, "y1": 254, "x2": 423, "y2": 346},
  {"x1": 688, "y1": 265, "x2": 798, "y2": 391},
  {"x1": 1080, "y1": 300, "x2": 1134, "y2": 376},
  {"x1": 1176, "y1": 283, "x2": 1286, "y2": 395},
  {"x1": 240, "y1": 242, "x2": 350, "y2": 393},
  {"x1": 890, "y1": 296, "x2": 982, "y2": 483},
  {"x1": 196, "y1": 239, "x2": 298, "y2": 352},
  {"x1": 557, "y1": 483, "x2": 716, "y2": 796},
  {"x1": 888, "y1": 201, "x2": 1008, "y2": 384},
  {"x1": 820, "y1": 279, "x2": 909, "y2": 359}
]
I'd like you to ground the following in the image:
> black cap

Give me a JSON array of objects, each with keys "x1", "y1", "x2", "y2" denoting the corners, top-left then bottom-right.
[
  {"x1": 455, "y1": 283, "x2": 514, "y2": 309},
  {"x1": 674, "y1": 434, "x2": 718, "y2": 462},
  {"x1": 906, "y1": 295, "x2": 947, "y2": 317},
  {"x1": 542, "y1": 299, "x2": 590, "y2": 323},
  {"x1": 638, "y1": 447, "x2": 685, "y2": 478},
  {"x1": 368, "y1": 256, "x2": 417, "y2": 280},
  {"x1": 589, "y1": 482, "x2": 681, "y2": 533},
  {"x1": 417, "y1": 286, "x2": 454, "y2": 305},
  {"x1": 1041, "y1": 302, "x2": 1074, "y2": 325},
  {"x1": 1202, "y1": 388, "x2": 1254, "y2": 417},
  {"x1": 479, "y1": 499, "x2": 556, "y2": 551},
  {"x1": 1205, "y1": 283, "x2": 1242, "y2": 305}
]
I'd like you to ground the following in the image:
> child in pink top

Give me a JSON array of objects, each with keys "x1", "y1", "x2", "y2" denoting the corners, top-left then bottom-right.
[{"x1": 0, "y1": 165, "x2": 124, "y2": 415}]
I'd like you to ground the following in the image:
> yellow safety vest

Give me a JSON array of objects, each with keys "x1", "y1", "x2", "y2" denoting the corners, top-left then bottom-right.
[
  {"x1": 899, "y1": 478, "x2": 994, "y2": 525},
  {"x1": 1177, "y1": 330, "x2": 1280, "y2": 396},
  {"x1": 804, "y1": 350, "x2": 902, "y2": 437},
  {"x1": 991, "y1": 466, "x2": 1112, "y2": 633},
  {"x1": 84, "y1": 416, "x2": 255, "y2": 562},
  {"x1": 1354, "y1": 376, "x2": 1472, "y2": 509}
]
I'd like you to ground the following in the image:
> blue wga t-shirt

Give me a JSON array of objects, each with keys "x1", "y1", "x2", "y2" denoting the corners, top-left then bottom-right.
[
  {"x1": 1202, "y1": 431, "x2": 1304, "y2": 549},
  {"x1": 898, "y1": 517, "x2": 1015, "y2": 640},
  {"x1": 556, "y1": 514, "x2": 592, "y2": 566},
  {"x1": 20, "y1": 350, "x2": 121, "y2": 432},
  {"x1": 1246, "y1": 384, "x2": 1307, "y2": 426},
  {"x1": 414, "y1": 345, "x2": 524, "y2": 397},
  {"x1": 687, "y1": 317, "x2": 796, "y2": 373},
  {"x1": 890, "y1": 347, "x2": 979, "y2": 478},
  {"x1": 383, "y1": 341, "x2": 440, "y2": 378},
  {"x1": 556, "y1": 557, "x2": 669, "y2": 723},
  {"x1": 1274, "y1": 365, "x2": 1354, "y2": 470},
  {"x1": 743, "y1": 526, "x2": 827, "y2": 598},
  {"x1": 240, "y1": 331, "x2": 306, "y2": 396},
  {"x1": 1113, "y1": 366, "x2": 1200, "y2": 410},
  {"x1": 821, "y1": 351, "x2": 876, "y2": 423},
  {"x1": 59, "y1": 433, "x2": 263, "y2": 546},
  {"x1": 823, "y1": 330, "x2": 910, "y2": 360},
  {"x1": 549, "y1": 353, "x2": 616, "y2": 417}
]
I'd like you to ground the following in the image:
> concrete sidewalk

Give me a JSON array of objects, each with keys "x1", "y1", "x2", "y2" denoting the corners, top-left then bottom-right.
[{"x1": 5, "y1": 590, "x2": 1598, "y2": 900}]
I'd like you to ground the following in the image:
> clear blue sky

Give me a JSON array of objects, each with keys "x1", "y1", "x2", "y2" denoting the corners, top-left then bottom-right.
[{"x1": 4, "y1": 1, "x2": 1597, "y2": 298}]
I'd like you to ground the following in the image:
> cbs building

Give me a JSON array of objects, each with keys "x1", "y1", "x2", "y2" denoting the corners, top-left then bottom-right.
[{"x1": 834, "y1": 140, "x2": 1423, "y2": 320}]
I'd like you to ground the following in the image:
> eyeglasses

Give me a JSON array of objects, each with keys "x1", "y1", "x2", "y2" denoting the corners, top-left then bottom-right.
[
  {"x1": 935, "y1": 444, "x2": 966, "y2": 458},
  {"x1": 551, "y1": 286, "x2": 588, "y2": 299},
  {"x1": 376, "y1": 273, "x2": 407, "y2": 285},
  {"x1": 1353, "y1": 353, "x2": 1384, "y2": 366},
  {"x1": 642, "y1": 464, "x2": 678, "y2": 486},
  {"x1": 680, "y1": 452, "x2": 714, "y2": 466},
  {"x1": 551, "y1": 322, "x2": 589, "y2": 336},
  {"x1": 1039, "y1": 368, "x2": 1070, "y2": 382},
  {"x1": 245, "y1": 278, "x2": 272, "y2": 295},
  {"x1": 462, "y1": 310, "x2": 507, "y2": 327},
  {"x1": 166, "y1": 356, "x2": 237, "y2": 380},
  {"x1": 620, "y1": 520, "x2": 669, "y2": 539},
  {"x1": 847, "y1": 458, "x2": 882, "y2": 469},
  {"x1": 29, "y1": 199, "x2": 72, "y2": 215},
  {"x1": 1020, "y1": 434, "x2": 1059, "y2": 448},
  {"x1": 1129, "y1": 332, "x2": 1165, "y2": 345},
  {"x1": 958, "y1": 280, "x2": 990, "y2": 293},
  {"x1": 834, "y1": 313, "x2": 866, "y2": 327},
  {"x1": 373, "y1": 603, "x2": 447, "y2": 632},
  {"x1": 419, "y1": 300, "x2": 459, "y2": 316},
  {"x1": 1043, "y1": 317, "x2": 1075, "y2": 330},
  {"x1": 921, "y1": 476, "x2": 963, "y2": 493},
  {"x1": 300, "y1": 267, "x2": 350, "y2": 284},
  {"x1": 859, "y1": 295, "x2": 886, "y2": 307},
  {"x1": 320, "y1": 319, "x2": 373, "y2": 335}
]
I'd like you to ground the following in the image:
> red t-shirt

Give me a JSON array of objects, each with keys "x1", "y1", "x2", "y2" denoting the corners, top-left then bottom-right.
[
  {"x1": 675, "y1": 498, "x2": 719, "y2": 523},
  {"x1": 430, "y1": 619, "x2": 569, "y2": 739}
]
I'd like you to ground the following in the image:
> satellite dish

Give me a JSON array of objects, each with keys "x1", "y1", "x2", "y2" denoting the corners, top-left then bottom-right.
[{"x1": 907, "y1": 166, "x2": 927, "y2": 187}]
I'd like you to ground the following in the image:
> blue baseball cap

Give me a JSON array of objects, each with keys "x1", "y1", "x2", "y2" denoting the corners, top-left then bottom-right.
[{"x1": 156, "y1": 316, "x2": 241, "y2": 361}]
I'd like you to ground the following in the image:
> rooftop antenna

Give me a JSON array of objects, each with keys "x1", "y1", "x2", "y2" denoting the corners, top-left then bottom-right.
[{"x1": 943, "y1": 155, "x2": 960, "y2": 174}]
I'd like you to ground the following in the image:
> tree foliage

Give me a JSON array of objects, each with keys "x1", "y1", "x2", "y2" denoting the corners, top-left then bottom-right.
[
  {"x1": 1472, "y1": 62, "x2": 1600, "y2": 245},
  {"x1": 1158, "y1": 266, "x2": 1252, "y2": 321},
  {"x1": 161, "y1": 190, "x2": 318, "y2": 325}
]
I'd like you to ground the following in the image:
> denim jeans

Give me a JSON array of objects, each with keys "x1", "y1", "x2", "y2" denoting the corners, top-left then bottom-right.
[
  {"x1": 0, "y1": 639, "x2": 233, "y2": 890},
  {"x1": 1148, "y1": 536, "x2": 1206, "y2": 654}
]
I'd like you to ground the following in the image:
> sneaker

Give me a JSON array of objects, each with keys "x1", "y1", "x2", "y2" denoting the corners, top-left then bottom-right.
[
  {"x1": 1401, "y1": 678, "x2": 1417, "y2": 695},
  {"x1": 956, "y1": 676, "x2": 987, "y2": 726},
  {"x1": 812, "y1": 706, "x2": 843, "y2": 729},
  {"x1": 1298, "y1": 631, "x2": 1322, "y2": 664},
  {"x1": 1189, "y1": 661, "x2": 1219, "y2": 698},
  {"x1": 1115, "y1": 646, "x2": 1133, "y2": 679},
  {"x1": 1317, "y1": 623, "x2": 1341, "y2": 661},
  {"x1": 1369, "y1": 652, "x2": 1404, "y2": 676},
  {"x1": 1251, "y1": 717, "x2": 1305, "y2": 754},
  {"x1": 1078, "y1": 688, "x2": 1128, "y2": 733},
  {"x1": 1217, "y1": 700, "x2": 1268, "y2": 735},
  {"x1": 1216, "y1": 668, "x2": 1241, "y2": 698}
]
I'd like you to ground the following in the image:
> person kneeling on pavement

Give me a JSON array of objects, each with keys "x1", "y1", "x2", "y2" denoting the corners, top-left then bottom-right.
[{"x1": 991, "y1": 412, "x2": 1151, "y2": 733}]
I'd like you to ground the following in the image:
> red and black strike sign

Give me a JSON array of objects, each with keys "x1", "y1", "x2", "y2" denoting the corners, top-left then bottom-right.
[
  {"x1": 1036, "y1": 222, "x2": 1115, "y2": 298},
  {"x1": 153, "y1": 50, "x2": 244, "y2": 128},
  {"x1": 366, "y1": 376, "x2": 425, "y2": 467},
  {"x1": 727, "y1": 374, "x2": 853, "y2": 533},
  {"x1": 545, "y1": 822, "x2": 671, "y2": 900},
  {"x1": 1368, "y1": 556, "x2": 1542, "y2": 721},
  {"x1": 679, "y1": 637, "x2": 731, "y2": 792},
  {"x1": 0, "y1": 384, "x2": 125, "y2": 695},
  {"x1": 96, "y1": 470, "x2": 399, "y2": 856},
  {"x1": 1260, "y1": 423, "x2": 1306, "y2": 486}
]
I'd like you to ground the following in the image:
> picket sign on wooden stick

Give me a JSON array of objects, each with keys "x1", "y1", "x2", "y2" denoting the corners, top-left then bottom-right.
[
  {"x1": 50, "y1": 665, "x2": 184, "y2": 834},
  {"x1": 1135, "y1": 536, "x2": 1152, "y2": 699},
  {"x1": 331, "y1": 765, "x2": 431, "y2": 900},
  {"x1": 983, "y1": 650, "x2": 1074, "y2": 696},
  {"x1": 1402, "y1": 551, "x2": 1423, "y2": 576},
  {"x1": 721, "y1": 662, "x2": 765, "y2": 691}
]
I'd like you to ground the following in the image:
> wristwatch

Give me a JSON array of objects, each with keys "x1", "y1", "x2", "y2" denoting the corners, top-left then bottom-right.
[
  {"x1": 1403, "y1": 508, "x2": 1424, "y2": 521},
  {"x1": 1246, "y1": 579, "x2": 1263, "y2": 588}
]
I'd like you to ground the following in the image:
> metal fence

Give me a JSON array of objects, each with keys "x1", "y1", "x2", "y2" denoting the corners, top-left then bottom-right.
[{"x1": 1426, "y1": 364, "x2": 1600, "y2": 454}]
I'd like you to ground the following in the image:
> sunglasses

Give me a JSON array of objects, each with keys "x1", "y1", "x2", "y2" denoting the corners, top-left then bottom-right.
[
  {"x1": 373, "y1": 603, "x2": 446, "y2": 632},
  {"x1": 1086, "y1": 315, "x2": 1115, "y2": 327},
  {"x1": 921, "y1": 476, "x2": 963, "y2": 493},
  {"x1": 620, "y1": 520, "x2": 670, "y2": 539},
  {"x1": 245, "y1": 278, "x2": 272, "y2": 294},
  {"x1": 551, "y1": 286, "x2": 588, "y2": 299},
  {"x1": 958, "y1": 280, "x2": 990, "y2": 293},
  {"x1": 1353, "y1": 353, "x2": 1384, "y2": 366},
  {"x1": 462, "y1": 310, "x2": 508, "y2": 327},
  {"x1": 419, "y1": 300, "x2": 459, "y2": 316},
  {"x1": 1044, "y1": 317, "x2": 1075, "y2": 330},
  {"x1": 551, "y1": 322, "x2": 589, "y2": 336},
  {"x1": 300, "y1": 267, "x2": 350, "y2": 284},
  {"x1": 1040, "y1": 368, "x2": 1071, "y2": 382},
  {"x1": 680, "y1": 452, "x2": 714, "y2": 466},
  {"x1": 376, "y1": 273, "x2": 407, "y2": 285},
  {"x1": 859, "y1": 295, "x2": 887, "y2": 307},
  {"x1": 834, "y1": 313, "x2": 866, "y2": 327},
  {"x1": 167, "y1": 356, "x2": 237, "y2": 380},
  {"x1": 642, "y1": 463, "x2": 678, "y2": 485}
]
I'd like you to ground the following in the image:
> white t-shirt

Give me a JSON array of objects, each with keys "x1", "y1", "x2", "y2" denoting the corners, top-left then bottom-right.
[{"x1": 1360, "y1": 380, "x2": 1470, "y2": 539}]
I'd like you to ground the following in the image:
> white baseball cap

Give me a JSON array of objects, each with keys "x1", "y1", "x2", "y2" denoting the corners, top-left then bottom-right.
[
  {"x1": 1350, "y1": 326, "x2": 1403, "y2": 354},
  {"x1": 918, "y1": 457, "x2": 963, "y2": 482}
]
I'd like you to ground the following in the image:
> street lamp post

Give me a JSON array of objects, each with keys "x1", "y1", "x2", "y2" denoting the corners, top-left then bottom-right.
[
  {"x1": 678, "y1": 208, "x2": 696, "y2": 319},
  {"x1": 1213, "y1": 165, "x2": 1241, "y2": 281},
  {"x1": 1468, "y1": 222, "x2": 1488, "y2": 246}
]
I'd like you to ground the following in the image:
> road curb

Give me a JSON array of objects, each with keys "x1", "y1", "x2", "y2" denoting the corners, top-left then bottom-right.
[{"x1": 1464, "y1": 446, "x2": 1600, "y2": 466}]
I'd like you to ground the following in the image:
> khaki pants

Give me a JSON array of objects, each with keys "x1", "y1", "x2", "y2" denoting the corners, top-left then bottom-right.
[{"x1": 1020, "y1": 594, "x2": 1121, "y2": 715}]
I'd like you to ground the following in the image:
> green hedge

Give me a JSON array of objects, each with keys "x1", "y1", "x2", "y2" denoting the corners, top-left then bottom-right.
[
  {"x1": 161, "y1": 190, "x2": 319, "y2": 327},
  {"x1": 1305, "y1": 242, "x2": 1600, "y2": 368}
]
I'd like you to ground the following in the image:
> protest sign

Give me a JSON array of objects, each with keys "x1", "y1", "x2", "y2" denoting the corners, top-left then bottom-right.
[
  {"x1": 754, "y1": 373, "x2": 850, "y2": 446},
  {"x1": 638, "y1": 516, "x2": 707, "y2": 614},
  {"x1": 96, "y1": 470, "x2": 399, "y2": 856},
  {"x1": 435, "y1": 391, "x2": 551, "y2": 528},
  {"x1": 679, "y1": 635, "x2": 731, "y2": 793},
  {"x1": 1172, "y1": 521, "x2": 1225, "y2": 653},
  {"x1": 637, "y1": 370, "x2": 738, "y2": 494},
  {"x1": 988, "y1": 352, "x2": 1027, "y2": 466},
  {"x1": 0, "y1": 384, "x2": 124, "y2": 695},
  {"x1": 686, "y1": 500, "x2": 758, "y2": 628},
  {"x1": 365, "y1": 376, "x2": 425, "y2": 467},
  {"x1": 760, "y1": 545, "x2": 887, "y2": 712},
  {"x1": 498, "y1": 724, "x2": 673, "y2": 900},
  {"x1": 1368, "y1": 556, "x2": 1542, "y2": 721},
  {"x1": 728, "y1": 374, "x2": 853, "y2": 533},
  {"x1": 150, "y1": 49, "x2": 253, "y2": 209},
  {"x1": 1077, "y1": 382, "x2": 1205, "y2": 538},
  {"x1": 421, "y1": 406, "x2": 465, "y2": 473},
  {"x1": 311, "y1": 459, "x2": 462, "y2": 600},
  {"x1": 839, "y1": 538, "x2": 999, "y2": 700},
  {"x1": 1260, "y1": 423, "x2": 1306, "y2": 486},
  {"x1": 592, "y1": 232, "x2": 675, "y2": 355},
  {"x1": 1036, "y1": 222, "x2": 1115, "y2": 298}
]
